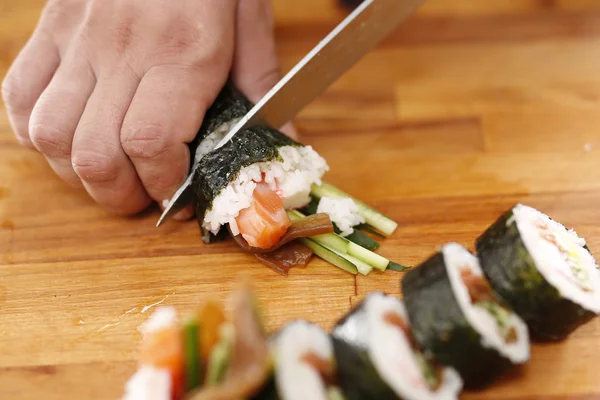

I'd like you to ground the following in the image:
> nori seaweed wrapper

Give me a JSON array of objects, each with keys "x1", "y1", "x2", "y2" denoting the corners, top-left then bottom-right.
[
  {"x1": 402, "y1": 252, "x2": 515, "y2": 388},
  {"x1": 475, "y1": 206, "x2": 597, "y2": 341},
  {"x1": 331, "y1": 296, "x2": 400, "y2": 400},
  {"x1": 190, "y1": 86, "x2": 301, "y2": 242},
  {"x1": 188, "y1": 84, "x2": 254, "y2": 161}
]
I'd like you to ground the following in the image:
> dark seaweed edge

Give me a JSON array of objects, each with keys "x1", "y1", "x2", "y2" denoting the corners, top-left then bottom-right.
[
  {"x1": 190, "y1": 85, "x2": 302, "y2": 242},
  {"x1": 331, "y1": 294, "x2": 399, "y2": 400},
  {"x1": 475, "y1": 205, "x2": 597, "y2": 341},
  {"x1": 402, "y1": 251, "x2": 514, "y2": 388}
]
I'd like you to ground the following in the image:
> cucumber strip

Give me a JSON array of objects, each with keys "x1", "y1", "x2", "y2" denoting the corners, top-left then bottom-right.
[
  {"x1": 387, "y1": 261, "x2": 410, "y2": 272},
  {"x1": 300, "y1": 197, "x2": 320, "y2": 215},
  {"x1": 205, "y1": 324, "x2": 234, "y2": 385},
  {"x1": 312, "y1": 233, "x2": 350, "y2": 254},
  {"x1": 327, "y1": 386, "x2": 348, "y2": 400},
  {"x1": 347, "y1": 242, "x2": 389, "y2": 271},
  {"x1": 182, "y1": 318, "x2": 202, "y2": 391},
  {"x1": 300, "y1": 198, "x2": 380, "y2": 251},
  {"x1": 311, "y1": 182, "x2": 398, "y2": 236},
  {"x1": 288, "y1": 210, "x2": 389, "y2": 273},
  {"x1": 344, "y1": 229, "x2": 380, "y2": 251},
  {"x1": 333, "y1": 250, "x2": 373, "y2": 276},
  {"x1": 299, "y1": 238, "x2": 358, "y2": 275}
]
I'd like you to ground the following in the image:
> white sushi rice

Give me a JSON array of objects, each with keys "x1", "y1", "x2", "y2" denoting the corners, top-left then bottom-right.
[
  {"x1": 317, "y1": 197, "x2": 365, "y2": 237},
  {"x1": 193, "y1": 118, "x2": 242, "y2": 165},
  {"x1": 512, "y1": 204, "x2": 600, "y2": 313},
  {"x1": 122, "y1": 365, "x2": 172, "y2": 400},
  {"x1": 273, "y1": 320, "x2": 333, "y2": 400},
  {"x1": 122, "y1": 307, "x2": 179, "y2": 400},
  {"x1": 138, "y1": 306, "x2": 178, "y2": 336},
  {"x1": 203, "y1": 145, "x2": 329, "y2": 235},
  {"x1": 366, "y1": 293, "x2": 463, "y2": 400},
  {"x1": 442, "y1": 243, "x2": 530, "y2": 363}
]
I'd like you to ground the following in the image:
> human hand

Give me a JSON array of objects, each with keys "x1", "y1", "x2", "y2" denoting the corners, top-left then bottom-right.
[{"x1": 2, "y1": 0, "x2": 295, "y2": 217}]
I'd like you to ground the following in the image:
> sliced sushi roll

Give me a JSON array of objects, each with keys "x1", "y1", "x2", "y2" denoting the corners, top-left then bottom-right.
[
  {"x1": 331, "y1": 292, "x2": 463, "y2": 400},
  {"x1": 253, "y1": 320, "x2": 345, "y2": 400},
  {"x1": 476, "y1": 204, "x2": 600, "y2": 341},
  {"x1": 402, "y1": 243, "x2": 530, "y2": 387},
  {"x1": 122, "y1": 287, "x2": 271, "y2": 400}
]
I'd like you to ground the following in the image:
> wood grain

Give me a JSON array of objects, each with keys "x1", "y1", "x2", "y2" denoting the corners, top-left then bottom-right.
[{"x1": 1, "y1": 0, "x2": 600, "y2": 399}]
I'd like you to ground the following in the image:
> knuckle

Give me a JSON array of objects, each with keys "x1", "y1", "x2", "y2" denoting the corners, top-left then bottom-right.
[
  {"x1": 254, "y1": 66, "x2": 281, "y2": 95},
  {"x1": 29, "y1": 123, "x2": 72, "y2": 158},
  {"x1": 121, "y1": 124, "x2": 172, "y2": 160},
  {"x1": 71, "y1": 149, "x2": 120, "y2": 183},
  {"x1": 2, "y1": 72, "x2": 32, "y2": 114}
]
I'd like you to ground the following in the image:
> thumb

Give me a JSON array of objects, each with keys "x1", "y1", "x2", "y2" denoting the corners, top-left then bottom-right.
[{"x1": 231, "y1": 0, "x2": 298, "y2": 140}]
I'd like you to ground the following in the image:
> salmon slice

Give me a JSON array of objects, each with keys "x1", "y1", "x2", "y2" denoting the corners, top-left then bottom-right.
[
  {"x1": 236, "y1": 182, "x2": 292, "y2": 249},
  {"x1": 139, "y1": 326, "x2": 185, "y2": 400}
]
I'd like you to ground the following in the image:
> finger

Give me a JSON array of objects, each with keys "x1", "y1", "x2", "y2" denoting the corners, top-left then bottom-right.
[
  {"x1": 231, "y1": 0, "x2": 298, "y2": 140},
  {"x1": 1, "y1": 32, "x2": 60, "y2": 147},
  {"x1": 29, "y1": 50, "x2": 96, "y2": 186},
  {"x1": 71, "y1": 66, "x2": 151, "y2": 215},
  {"x1": 121, "y1": 65, "x2": 229, "y2": 209}
]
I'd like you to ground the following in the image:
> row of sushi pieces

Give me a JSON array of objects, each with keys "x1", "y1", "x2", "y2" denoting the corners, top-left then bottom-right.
[
  {"x1": 184, "y1": 85, "x2": 404, "y2": 276},
  {"x1": 124, "y1": 203, "x2": 600, "y2": 400}
]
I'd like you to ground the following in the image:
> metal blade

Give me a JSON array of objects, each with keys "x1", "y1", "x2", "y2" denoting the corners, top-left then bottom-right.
[
  {"x1": 213, "y1": 0, "x2": 425, "y2": 149},
  {"x1": 157, "y1": 0, "x2": 425, "y2": 227}
]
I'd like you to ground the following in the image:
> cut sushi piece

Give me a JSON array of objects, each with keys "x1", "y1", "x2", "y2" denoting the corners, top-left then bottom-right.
[
  {"x1": 253, "y1": 320, "x2": 344, "y2": 400},
  {"x1": 124, "y1": 307, "x2": 182, "y2": 400},
  {"x1": 331, "y1": 292, "x2": 463, "y2": 400},
  {"x1": 476, "y1": 204, "x2": 600, "y2": 341},
  {"x1": 122, "y1": 287, "x2": 272, "y2": 400},
  {"x1": 402, "y1": 243, "x2": 530, "y2": 388},
  {"x1": 187, "y1": 288, "x2": 272, "y2": 399}
]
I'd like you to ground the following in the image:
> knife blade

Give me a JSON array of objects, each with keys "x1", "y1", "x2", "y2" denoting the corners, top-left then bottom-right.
[{"x1": 157, "y1": 0, "x2": 425, "y2": 227}]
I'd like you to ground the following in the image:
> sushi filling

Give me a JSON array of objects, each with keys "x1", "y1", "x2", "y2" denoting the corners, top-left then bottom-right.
[
  {"x1": 512, "y1": 204, "x2": 600, "y2": 312},
  {"x1": 273, "y1": 321, "x2": 341, "y2": 400},
  {"x1": 443, "y1": 243, "x2": 529, "y2": 363},
  {"x1": 365, "y1": 294, "x2": 463, "y2": 400},
  {"x1": 203, "y1": 145, "x2": 329, "y2": 240}
]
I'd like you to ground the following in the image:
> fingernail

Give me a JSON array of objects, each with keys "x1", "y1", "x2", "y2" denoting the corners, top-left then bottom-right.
[{"x1": 173, "y1": 204, "x2": 194, "y2": 221}]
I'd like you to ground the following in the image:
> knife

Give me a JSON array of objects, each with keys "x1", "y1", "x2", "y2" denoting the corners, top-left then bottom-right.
[{"x1": 157, "y1": 0, "x2": 425, "y2": 227}]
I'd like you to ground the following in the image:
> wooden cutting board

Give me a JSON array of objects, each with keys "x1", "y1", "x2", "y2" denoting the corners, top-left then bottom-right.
[{"x1": 2, "y1": 0, "x2": 600, "y2": 398}]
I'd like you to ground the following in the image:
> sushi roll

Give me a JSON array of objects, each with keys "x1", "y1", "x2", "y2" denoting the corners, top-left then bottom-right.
[
  {"x1": 401, "y1": 243, "x2": 530, "y2": 388},
  {"x1": 253, "y1": 320, "x2": 345, "y2": 400},
  {"x1": 191, "y1": 86, "x2": 329, "y2": 248},
  {"x1": 122, "y1": 287, "x2": 271, "y2": 400},
  {"x1": 476, "y1": 204, "x2": 600, "y2": 341},
  {"x1": 331, "y1": 292, "x2": 463, "y2": 400}
]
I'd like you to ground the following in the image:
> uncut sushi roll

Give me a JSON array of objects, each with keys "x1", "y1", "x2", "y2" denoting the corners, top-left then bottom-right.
[
  {"x1": 402, "y1": 243, "x2": 530, "y2": 388},
  {"x1": 191, "y1": 86, "x2": 329, "y2": 248},
  {"x1": 331, "y1": 292, "x2": 463, "y2": 400},
  {"x1": 476, "y1": 204, "x2": 600, "y2": 341},
  {"x1": 253, "y1": 320, "x2": 345, "y2": 400}
]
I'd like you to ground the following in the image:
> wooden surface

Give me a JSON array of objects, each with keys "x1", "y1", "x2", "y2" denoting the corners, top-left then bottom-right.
[{"x1": 2, "y1": 0, "x2": 600, "y2": 399}]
